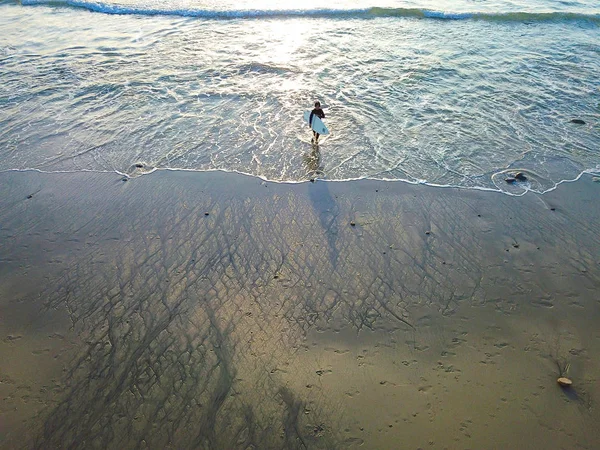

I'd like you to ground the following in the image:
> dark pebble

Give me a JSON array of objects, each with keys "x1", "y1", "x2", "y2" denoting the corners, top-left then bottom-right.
[
  {"x1": 550, "y1": 207, "x2": 556, "y2": 211},
  {"x1": 204, "y1": 212, "x2": 209, "y2": 216},
  {"x1": 570, "y1": 119, "x2": 586, "y2": 125},
  {"x1": 350, "y1": 221, "x2": 356, "y2": 226},
  {"x1": 425, "y1": 231, "x2": 431, "y2": 235},
  {"x1": 513, "y1": 243, "x2": 519, "y2": 248},
  {"x1": 121, "y1": 177, "x2": 128, "y2": 182},
  {"x1": 26, "y1": 194, "x2": 33, "y2": 199},
  {"x1": 505, "y1": 177, "x2": 516, "y2": 184},
  {"x1": 135, "y1": 163, "x2": 144, "y2": 168},
  {"x1": 310, "y1": 178, "x2": 315, "y2": 183},
  {"x1": 515, "y1": 172, "x2": 527, "y2": 181}
]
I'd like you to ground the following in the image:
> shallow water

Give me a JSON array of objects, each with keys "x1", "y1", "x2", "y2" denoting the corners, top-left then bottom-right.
[{"x1": 1, "y1": 0, "x2": 599, "y2": 192}]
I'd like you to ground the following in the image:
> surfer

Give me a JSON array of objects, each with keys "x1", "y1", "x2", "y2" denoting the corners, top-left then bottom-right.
[{"x1": 309, "y1": 101, "x2": 326, "y2": 144}]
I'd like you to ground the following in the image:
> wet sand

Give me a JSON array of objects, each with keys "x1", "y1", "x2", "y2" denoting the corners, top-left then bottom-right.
[{"x1": 0, "y1": 170, "x2": 599, "y2": 449}]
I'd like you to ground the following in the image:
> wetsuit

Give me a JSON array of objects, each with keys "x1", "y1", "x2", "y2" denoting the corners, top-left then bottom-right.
[{"x1": 309, "y1": 107, "x2": 325, "y2": 127}]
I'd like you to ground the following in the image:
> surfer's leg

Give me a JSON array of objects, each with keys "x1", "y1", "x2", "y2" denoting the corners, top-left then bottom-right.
[{"x1": 315, "y1": 132, "x2": 320, "y2": 144}]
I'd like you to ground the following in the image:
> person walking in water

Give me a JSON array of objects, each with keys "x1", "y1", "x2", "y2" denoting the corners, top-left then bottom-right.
[{"x1": 309, "y1": 101, "x2": 325, "y2": 144}]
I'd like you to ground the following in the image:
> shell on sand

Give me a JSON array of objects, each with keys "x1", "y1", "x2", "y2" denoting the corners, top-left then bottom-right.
[{"x1": 557, "y1": 377, "x2": 573, "y2": 387}]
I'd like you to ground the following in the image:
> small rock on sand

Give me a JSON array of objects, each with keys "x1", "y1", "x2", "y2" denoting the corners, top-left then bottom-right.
[{"x1": 557, "y1": 377, "x2": 572, "y2": 387}]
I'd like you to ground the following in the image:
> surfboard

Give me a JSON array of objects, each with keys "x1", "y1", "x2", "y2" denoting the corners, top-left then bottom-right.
[{"x1": 303, "y1": 111, "x2": 330, "y2": 135}]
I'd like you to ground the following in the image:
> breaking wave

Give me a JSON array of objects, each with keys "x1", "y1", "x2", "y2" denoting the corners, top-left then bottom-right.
[{"x1": 19, "y1": 1, "x2": 600, "y2": 23}]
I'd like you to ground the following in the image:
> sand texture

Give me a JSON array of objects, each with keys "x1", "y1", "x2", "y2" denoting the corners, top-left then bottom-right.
[{"x1": 0, "y1": 170, "x2": 599, "y2": 449}]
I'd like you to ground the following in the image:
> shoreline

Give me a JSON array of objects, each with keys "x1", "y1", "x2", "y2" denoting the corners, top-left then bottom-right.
[
  {"x1": 3, "y1": 164, "x2": 598, "y2": 197},
  {"x1": 1, "y1": 169, "x2": 599, "y2": 449}
]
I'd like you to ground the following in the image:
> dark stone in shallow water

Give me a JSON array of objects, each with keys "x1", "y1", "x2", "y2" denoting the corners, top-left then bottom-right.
[
  {"x1": 515, "y1": 172, "x2": 527, "y2": 181},
  {"x1": 505, "y1": 177, "x2": 516, "y2": 184},
  {"x1": 26, "y1": 194, "x2": 33, "y2": 199},
  {"x1": 570, "y1": 119, "x2": 586, "y2": 125},
  {"x1": 135, "y1": 163, "x2": 144, "y2": 168}
]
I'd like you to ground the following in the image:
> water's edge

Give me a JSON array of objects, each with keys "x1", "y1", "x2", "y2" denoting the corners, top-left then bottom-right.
[{"x1": 2, "y1": 166, "x2": 599, "y2": 197}]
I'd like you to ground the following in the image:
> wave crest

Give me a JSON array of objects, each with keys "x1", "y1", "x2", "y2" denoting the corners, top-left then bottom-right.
[{"x1": 19, "y1": 1, "x2": 600, "y2": 23}]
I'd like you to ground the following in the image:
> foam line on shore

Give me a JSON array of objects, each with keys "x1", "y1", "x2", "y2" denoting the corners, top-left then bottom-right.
[{"x1": 3, "y1": 166, "x2": 598, "y2": 197}]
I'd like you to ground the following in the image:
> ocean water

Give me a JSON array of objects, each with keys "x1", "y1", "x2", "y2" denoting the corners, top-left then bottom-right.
[{"x1": 0, "y1": 0, "x2": 599, "y2": 194}]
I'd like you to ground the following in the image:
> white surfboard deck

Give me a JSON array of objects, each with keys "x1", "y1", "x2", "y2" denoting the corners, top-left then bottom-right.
[{"x1": 304, "y1": 111, "x2": 330, "y2": 135}]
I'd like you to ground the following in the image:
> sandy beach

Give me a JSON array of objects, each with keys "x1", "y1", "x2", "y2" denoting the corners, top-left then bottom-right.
[{"x1": 1, "y1": 170, "x2": 599, "y2": 449}]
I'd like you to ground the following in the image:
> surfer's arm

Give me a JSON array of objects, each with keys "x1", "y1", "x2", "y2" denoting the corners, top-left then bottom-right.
[{"x1": 309, "y1": 111, "x2": 314, "y2": 127}]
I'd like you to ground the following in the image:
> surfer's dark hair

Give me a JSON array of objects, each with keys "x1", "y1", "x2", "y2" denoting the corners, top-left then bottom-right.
[{"x1": 314, "y1": 101, "x2": 321, "y2": 107}]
